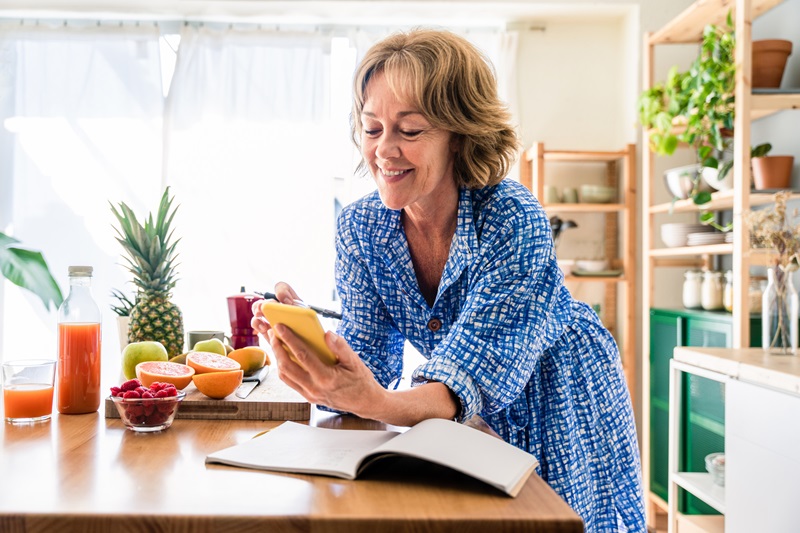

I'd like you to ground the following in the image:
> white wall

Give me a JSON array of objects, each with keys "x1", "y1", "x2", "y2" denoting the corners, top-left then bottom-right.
[{"x1": 12, "y1": 0, "x2": 795, "y2": 419}]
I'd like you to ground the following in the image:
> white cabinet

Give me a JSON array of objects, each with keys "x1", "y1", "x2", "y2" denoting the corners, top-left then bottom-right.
[
  {"x1": 670, "y1": 346, "x2": 800, "y2": 533},
  {"x1": 726, "y1": 379, "x2": 800, "y2": 533}
]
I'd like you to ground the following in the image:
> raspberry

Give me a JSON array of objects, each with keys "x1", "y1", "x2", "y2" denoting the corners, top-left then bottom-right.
[
  {"x1": 121, "y1": 379, "x2": 141, "y2": 391},
  {"x1": 155, "y1": 389, "x2": 169, "y2": 398},
  {"x1": 123, "y1": 390, "x2": 141, "y2": 399},
  {"x1": 110, "y1": 386, "x2": 122, "y2": 397},
  {"x1": 142, "y1": 391, "x2": 154, "y2": 399},
  {"x1": 164, "y1": 386, "x2": 178, "y2": 397},
  {"x1": 157, "y1": 402, "x2": 175, "y2": 414}
]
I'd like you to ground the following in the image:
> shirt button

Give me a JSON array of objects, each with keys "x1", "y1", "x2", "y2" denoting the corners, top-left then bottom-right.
[{"x1": 427, "y1": 318, "x2": 442, "y2": 332}]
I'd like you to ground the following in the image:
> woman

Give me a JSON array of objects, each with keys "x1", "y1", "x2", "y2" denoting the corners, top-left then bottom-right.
[{"x1": 253, "y1": 29, "x2": 645, "y2": 533}]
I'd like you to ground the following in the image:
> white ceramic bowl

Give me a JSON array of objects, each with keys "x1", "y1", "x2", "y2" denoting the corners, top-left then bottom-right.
[
  {"x1": 575, "y1": 259, "x2": 610, "y2": 272},
  {"x1": 705, "y1": 452, "x2": 725, "y2": 486},
  {"x1": 557, "y1": 259, "x2": 575, "y2": 276},
  {"x1": 580, "y1": 185, "x2": 616, "y2": 204},
  {"x1": 701, "y1": 166, "x2": 734, "y2": 191},
  {"x1": 663, "y1": 164, "x2": 712, "y2": 199},
  {"x1": 661, "y1": 223, "x2": 714, "y2": 248}
]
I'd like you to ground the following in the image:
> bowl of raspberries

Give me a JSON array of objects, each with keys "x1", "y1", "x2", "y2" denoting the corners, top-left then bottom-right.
[{"x1": 109, "y1": 379, "x2": 186, "y2": 432}]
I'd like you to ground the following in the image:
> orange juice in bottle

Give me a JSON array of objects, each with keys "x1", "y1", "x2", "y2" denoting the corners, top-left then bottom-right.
[{"x1": 57, "y1": 266, "x2": 102, "y2": 414}]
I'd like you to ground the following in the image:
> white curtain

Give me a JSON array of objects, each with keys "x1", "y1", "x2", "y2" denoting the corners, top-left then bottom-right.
[
  {"x1": 0, "y1": 22, "x2": 519, "y2": 368},
  {"x1": 163, "y1": 26, "x2": 345, "y2": 334},
  {"x1": 0, "y1": 23, "x2": 163, "y2": 367}
]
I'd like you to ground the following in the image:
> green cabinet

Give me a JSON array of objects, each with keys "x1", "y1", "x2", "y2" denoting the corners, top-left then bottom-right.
[{"x1": 649, "y1": 308, "x2": 762, "y2": 514}]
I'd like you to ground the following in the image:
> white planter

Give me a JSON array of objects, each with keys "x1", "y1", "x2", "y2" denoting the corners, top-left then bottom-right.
[
  {"x1": 117, "y1": 315, "x2": 130, "y2": 353},
  {"x1": 702, "y1": 166, "x2": 734, "y2": 191}
]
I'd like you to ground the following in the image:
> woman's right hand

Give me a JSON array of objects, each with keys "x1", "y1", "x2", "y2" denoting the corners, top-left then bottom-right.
[{"x1": 250, "y1": 281, "x2": 301, "y2": 338}]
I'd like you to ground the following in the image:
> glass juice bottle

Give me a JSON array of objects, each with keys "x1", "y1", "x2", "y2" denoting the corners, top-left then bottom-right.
[{"x1": 57, "y1": 266, "x2": 102, "y2": 414}]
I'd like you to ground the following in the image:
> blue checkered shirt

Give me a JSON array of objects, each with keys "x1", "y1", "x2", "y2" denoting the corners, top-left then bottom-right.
[{"x1": 334, "y1": 179, "x2": 645, "y2": 533}]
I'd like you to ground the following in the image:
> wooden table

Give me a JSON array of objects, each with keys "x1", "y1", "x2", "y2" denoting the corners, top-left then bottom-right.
[{"x1": 0, "y1": 400, "x2": 582, "y2": 532}]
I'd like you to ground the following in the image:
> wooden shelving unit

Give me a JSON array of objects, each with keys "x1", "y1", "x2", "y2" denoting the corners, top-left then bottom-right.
[
  {"x1": 641, "y1": 0, "x2": 798, "y2": 531},
  {"x1": 520, "y1": 142, "x2": 637, "y2": 400}
]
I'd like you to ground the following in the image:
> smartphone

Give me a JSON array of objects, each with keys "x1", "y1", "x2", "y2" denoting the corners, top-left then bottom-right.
[{"x1": 260, "y1": 301, "x2": 337, "y2": 366}]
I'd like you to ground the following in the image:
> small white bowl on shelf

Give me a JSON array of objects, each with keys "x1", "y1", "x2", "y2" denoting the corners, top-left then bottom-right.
[
  {"x1": 580, "y1": 185, "x2": 616, "y2": 204},
  {"x1": 557, "y1": 259, "x2": 575, "y2": 276},
  {"x1": 574, "y1": 259, "x2": 610, "y2": 273},
  {"x1": 705, "y1": 452, "x2": 725, "y2": 486},
  {"x1": 660, "y1": 223, "x2": 714, "y2": 248}
]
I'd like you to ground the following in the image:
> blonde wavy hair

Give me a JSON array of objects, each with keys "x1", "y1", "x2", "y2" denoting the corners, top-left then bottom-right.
[{"x1": 351, "y1": 29, "x2": 520, "y2": 189}]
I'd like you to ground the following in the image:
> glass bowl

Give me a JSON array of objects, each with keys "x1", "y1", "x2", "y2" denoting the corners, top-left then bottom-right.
[
  {"x1": 109, "y1": 390, "x2": 186, "y2": 432},
  {"x1": 705, "y1": 452, "x2": 725, "y2": 486}
]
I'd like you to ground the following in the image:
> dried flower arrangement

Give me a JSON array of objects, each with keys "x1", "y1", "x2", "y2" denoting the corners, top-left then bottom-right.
[
  {"x1": 745, "y1": 191, "x2": 800, "y2": 272},
  {"x1": 744, "y1": 191, "x2": 800, "y2": 354}
]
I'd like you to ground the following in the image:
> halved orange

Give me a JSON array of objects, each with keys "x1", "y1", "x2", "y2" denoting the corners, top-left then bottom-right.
[
  {"x1": 186, "y1": 351, "x2": 241, "y2": 374},
  {"x1": 135, "y1": 361, "x2": 195, "y2": 390},
  {"x1": 227, "y1": 346, "x2": 269, "y2": 376},
  {"x1": 192, "y1": 370, "x2": 244, "y2": 399}
]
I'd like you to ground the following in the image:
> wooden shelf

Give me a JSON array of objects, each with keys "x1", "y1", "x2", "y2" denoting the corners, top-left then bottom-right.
[
  {"x1": 545, "y1": 203, "x2": 625, "y2": 213},
  {"x1": 642, "y1": 2, "x2": 799, "y2": 529},
  {"x1": 564, "y1": 275, "x2": 627, "y2": 283},
  {"x1": 649, "y1": 189, "x2": 800, "y2": 215},
  {"x1": 524, "y1": 147, "x2": 630, "y2": 162},
  {"x1": 649, "y1": 243, "x2": 732, "y2": 257},
  {"x1": 676, "y1": 512, "x2": 725, "y2": 533},
  {"x1": 521, "y1": 142, "x2": 636, "y2": 404},
  {"x1": 752, "y1": 92, "x2": 800, "y2": 119},
  {"x1": 648, "y1": 0, "x2": 785, "y2": 44}
]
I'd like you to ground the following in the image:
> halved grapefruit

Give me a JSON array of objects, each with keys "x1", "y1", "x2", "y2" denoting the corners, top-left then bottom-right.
[
  {"x1": 192, "y1": 370, "x2": 244, "y2": 399},
  {"x1": 135, "y1": 361, "x2": 195, "y2": 390},
  {"x1": 186, "y1": 351, "x2": 241, "y2": 374},
  {"x1": 227, "y1": 346, "x2": 269, "y2": 376}
]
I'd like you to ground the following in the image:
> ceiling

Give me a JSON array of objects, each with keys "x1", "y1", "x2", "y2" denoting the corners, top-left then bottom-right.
[{"x1": 0, "y1": 1, "x2": 634, "y2": 26}]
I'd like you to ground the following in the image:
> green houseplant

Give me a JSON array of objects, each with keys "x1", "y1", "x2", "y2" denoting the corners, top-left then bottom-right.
[
  {"x1": 639, "y1": 14, "x2": 737, "y2": 206},
  {"x1": 0, "y1": 232, "x2": 63, "y2": 311}
]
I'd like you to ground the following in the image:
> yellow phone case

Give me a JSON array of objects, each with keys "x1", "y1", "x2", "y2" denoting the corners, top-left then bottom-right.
[{"x1": 260, "y1": 301, "x2": 337, "y2": 366}]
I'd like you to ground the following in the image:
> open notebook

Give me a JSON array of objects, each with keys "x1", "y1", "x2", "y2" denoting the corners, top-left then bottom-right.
[{"x1": 206, "y1": 418, "x2": 539, "y2": 497}]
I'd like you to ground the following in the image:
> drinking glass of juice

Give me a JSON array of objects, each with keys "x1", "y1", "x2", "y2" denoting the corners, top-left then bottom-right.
[{"x1": 2, "y1": 359, "x2": 56, "y2": 424}]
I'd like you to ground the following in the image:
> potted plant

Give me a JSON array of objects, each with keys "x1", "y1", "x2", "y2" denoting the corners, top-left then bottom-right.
[
  {"x1": 639, "y1": 15, "x2": 736, "y2": 206},
  {"x1": 0, "y1": 232, "x2": 63, "y2": 311},
  {"x1": 752, "y1": 151, "x2": 795, "y2": 190},
  {"x1": 110, "y1": 288, "x2": 136, "y2": 351}
]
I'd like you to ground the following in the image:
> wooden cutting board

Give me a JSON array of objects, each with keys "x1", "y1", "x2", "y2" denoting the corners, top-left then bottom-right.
[{"x1": 104, "y1": 365, "x2": 310, "y2": 421}]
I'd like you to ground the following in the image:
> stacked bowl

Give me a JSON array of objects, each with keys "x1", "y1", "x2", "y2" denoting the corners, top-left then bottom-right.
[{"x1": 661, "y1": 223, "x2": 715, "y2": 248}]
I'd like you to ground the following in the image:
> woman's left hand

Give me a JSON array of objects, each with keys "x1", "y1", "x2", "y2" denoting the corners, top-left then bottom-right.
[{"x1": 268, "y1": 324, "x2": 387, "y2": 418}]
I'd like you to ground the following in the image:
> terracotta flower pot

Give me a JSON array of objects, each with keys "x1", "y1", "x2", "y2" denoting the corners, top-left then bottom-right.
[
  {"x1": 752, "y1": 40, "x2": 793, "y2": 88},
  {"x1": 752, "y1": 155, "x2": 795, "y2": 190}
]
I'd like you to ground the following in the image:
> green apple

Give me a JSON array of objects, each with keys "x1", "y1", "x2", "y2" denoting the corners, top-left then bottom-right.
[
  {"x1": 193, "y1": 338, "x2": 227, "y2": 356},
  {"x1": 122, "y1": 341, "x2": 168, "y2": 379}
]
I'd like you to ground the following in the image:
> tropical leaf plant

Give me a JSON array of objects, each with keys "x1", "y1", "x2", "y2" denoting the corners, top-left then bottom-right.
[{"x1": 0, "y1": 232, "x2": 63, "y2": 311}]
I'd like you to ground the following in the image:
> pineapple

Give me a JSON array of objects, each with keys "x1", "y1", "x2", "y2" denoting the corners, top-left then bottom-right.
[{"x1": 110, "y1": 188, "x2": 184, "y2": 358}]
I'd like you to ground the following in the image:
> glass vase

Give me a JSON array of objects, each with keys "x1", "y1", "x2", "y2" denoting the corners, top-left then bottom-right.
[{"x1": 762, "y1": 267, "x2": 799, "y2": 355}]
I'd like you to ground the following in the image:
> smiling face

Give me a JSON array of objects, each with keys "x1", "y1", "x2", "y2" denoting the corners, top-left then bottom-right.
[{"x1": 360, "y1": 71, "x2": 458, "y2": 213}]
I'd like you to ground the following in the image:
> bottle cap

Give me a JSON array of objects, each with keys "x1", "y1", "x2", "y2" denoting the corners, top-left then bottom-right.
[{"x1": 68, "y1": 265, "x2": 93, "y2": 276}]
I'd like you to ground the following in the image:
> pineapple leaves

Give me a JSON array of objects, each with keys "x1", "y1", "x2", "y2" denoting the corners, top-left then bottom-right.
[{"x1": 110, "y1": 187, "x2": 181, "y2": 299}]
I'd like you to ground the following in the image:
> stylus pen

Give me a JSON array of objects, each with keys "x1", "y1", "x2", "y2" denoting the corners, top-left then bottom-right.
[{"x1": 256, "y1": 291, "x2": 343, "y2": 320}]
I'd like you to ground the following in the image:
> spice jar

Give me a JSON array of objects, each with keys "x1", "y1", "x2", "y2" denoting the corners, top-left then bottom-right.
[
  {"x1": 683, "y1": 270, "x2": 703, "y2": 309},
  {"x1": 701, "y1": 270, "x2": 724, "y2": 311},
  {"x1": 723, "y1": 270, "x2": 734, "y2": 312},
  {"x1": 749, "y1": 276, "x2": 767, "y2": 313}
]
